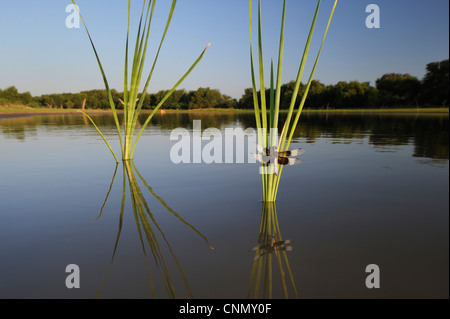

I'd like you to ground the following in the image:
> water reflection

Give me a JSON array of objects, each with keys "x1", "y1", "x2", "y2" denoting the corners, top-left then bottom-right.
[
  {"x1": 248, "y1": 203, "x2": 298, "y2": 299},
  {"x1": 95, "y1": 161, "x2": 213, "y2": 299},
  {"x1": 0, "y1": 111, "x2": 447, "y2": 298},
  {"x1": 1, "y1": 112, "x2": 448, "y2": 161}
]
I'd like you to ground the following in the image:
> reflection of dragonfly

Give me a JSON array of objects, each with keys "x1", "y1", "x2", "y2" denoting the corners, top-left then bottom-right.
[
  {"x1": 251, "y1": 235, "x2": 293, "y2": 261},
  {"x1": 253, "y1": 144, "x2": 305, "y2": 173}
]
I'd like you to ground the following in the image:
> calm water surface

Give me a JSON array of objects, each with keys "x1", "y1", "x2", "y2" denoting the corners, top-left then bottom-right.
[{"x1": 0, "y1": 112, "x2": 448, "y2": 299}]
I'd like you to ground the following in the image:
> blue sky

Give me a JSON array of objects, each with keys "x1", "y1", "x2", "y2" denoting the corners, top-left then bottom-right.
[{"x1": 0, "y1": 0, "x2": 448, "y2": 99}]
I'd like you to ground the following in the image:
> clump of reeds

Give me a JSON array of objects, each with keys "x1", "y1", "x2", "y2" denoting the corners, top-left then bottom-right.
[
  {"x1": 72, "y1": 0, "x2": 210, "y2": 162},
  {"x1": 249, "y1": 0, "x2": 337, "y2": 202}
]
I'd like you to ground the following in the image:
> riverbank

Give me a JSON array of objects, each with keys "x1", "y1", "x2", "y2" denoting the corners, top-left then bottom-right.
[
  {"x1": 0, "y1": 106, "x2": 112, "y2": 119},
  {"x1": 0, "y1": 105, "x2": 448, "y2": 119}
]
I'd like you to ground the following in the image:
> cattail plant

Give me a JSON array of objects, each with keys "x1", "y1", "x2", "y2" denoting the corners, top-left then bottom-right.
[
  {"x1": 249, "y1": 0, "x2": 337, "y2": 202},
  {"x1": 72, "y1": 0, "x2": 210, "y2": 162}
]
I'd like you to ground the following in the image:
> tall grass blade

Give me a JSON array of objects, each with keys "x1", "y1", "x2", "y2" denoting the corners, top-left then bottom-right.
[
  {"x1": 126, "y1": 1, "x2": 154, "y2": 127},
  {"x1": 273, "y1": 0, "x2": 337, "y2": 201},
  {"x1": 285, "y1": 0, "x2": 338, "y2": 151},
  {"x1": 250, "y1": 0, "x2": 337, "y2": 202},
  {"x1": 257, "y1": 0, "x2": 267, "y2": 136},
  {"x1": 123, "y1": 1, "x2": 131, "y2": 129},
  {"x1": 249, "y1": 0, "x2": 266, "y2": 201},
  {"x1": 131, "y1": 0, "x2": 175, "y2": 128},
  {"x1": 278, "y1": 0, "x2": 321, "y2": 155},
  {"x1": 273, "y1": 0, "x2": 286, "y2": 131},
  {"x1": 131, "y1": 43, "x2": 211, "y2": 158},
  {"x1": 270, "y1": 60, "x2": 275, "y2": 131},
  {"x1": 78, "y1": 111, "x2": 119, "y2": 163},
  {"x1": 74, "y1": 0, "x2": 208, "y2": 161},
  {"x1": 71, "y1": 1, "x2": 124, "y2": 159}
]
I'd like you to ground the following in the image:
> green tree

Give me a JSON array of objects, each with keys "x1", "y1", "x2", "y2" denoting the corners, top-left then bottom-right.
[
  {"x1": 188, "y1": 87, "x2": 224, "y2": 109},
  {"x1": 421, "y1": 59, "x2": 449, "y2": 107},
  {"x1": 376, "y1": 73, "x2": 421, "y2": 107},
  {"x1": 328, "y1": 81, "x2": 373, "y2": 109},
  {"x1": 238, "y1": 88, "x2": 254, "y2": 109},
  {"x1": 305, "y1": 80, "x2": 326, "y2": 109},
  {"x1": 2, "y1": 86, "x2": 19, "y2": 101}
]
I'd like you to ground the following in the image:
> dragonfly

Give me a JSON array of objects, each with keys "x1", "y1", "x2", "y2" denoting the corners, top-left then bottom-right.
[
  {"x1": 252, "y1": 144, "x2": 305, "y2": 174},
  {"x1": 251, "y1": 234, "x2": 293, "y2": 260}
]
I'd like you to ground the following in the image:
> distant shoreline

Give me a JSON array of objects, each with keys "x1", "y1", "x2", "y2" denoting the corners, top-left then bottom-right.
[{"x1": 0, "y1": 106, "x2": 448, "y2": 120}]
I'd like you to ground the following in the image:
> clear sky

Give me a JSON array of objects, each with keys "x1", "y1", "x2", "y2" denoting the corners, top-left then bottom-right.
[{"x1": 0, "y1": 0, "x2": 448, "y2": 99}]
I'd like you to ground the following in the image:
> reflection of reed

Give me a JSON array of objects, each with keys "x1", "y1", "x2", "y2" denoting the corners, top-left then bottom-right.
[
  {"x1": 95, "y1": 161, "x2": 213, "y2": 299},
  {"x1": 248, "y1": 203, "x2": 298, "y2": 299},
  {"x1": 81, "y1": 112, "x2": 89, "y2": 127}
]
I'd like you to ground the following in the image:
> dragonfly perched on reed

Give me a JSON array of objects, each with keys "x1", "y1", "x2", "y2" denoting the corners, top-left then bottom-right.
[
  {"x1": 253, "y1": 144, "x2": 305, "y2": 175},
  {"x1": 249, "y1": 0, "x2": 337, "y2": 202}
]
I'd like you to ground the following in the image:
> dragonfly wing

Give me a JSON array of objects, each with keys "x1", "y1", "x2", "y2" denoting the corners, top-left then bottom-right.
[
  {"x1": 252, "y1": 154, "x2": 271, "y2": 164},
  {"x1": 277, "y1": 157, "x2": 289, "y2": 165},
  {"x1": 278, "y1": 148, "x2": 304, "y2": 157},
  {"x1": 255, "y1": 143, "x2": 269, "y2": 155},
  {"x1": 285, "y1": 158, "x2": 302, "y2": 166},
  {"x1": 277, "y1": 157, "x2": 301, "y2": 166},
  {"x1": 289, "y1": 148, "x2": 305, "y2": 157}
]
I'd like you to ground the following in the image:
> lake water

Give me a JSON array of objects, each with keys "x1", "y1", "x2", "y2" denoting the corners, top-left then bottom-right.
[{"x1": 0, "y1": 112, "x2": 448, "y2": 299}]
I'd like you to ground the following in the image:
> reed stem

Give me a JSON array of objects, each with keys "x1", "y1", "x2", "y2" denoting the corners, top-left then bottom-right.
[
  {"x1": 250, "y1": 0, "x2": 337, "y2": 202},
  {"x1": 73, "y1": 0, "x2": 209, "y2": 162}
]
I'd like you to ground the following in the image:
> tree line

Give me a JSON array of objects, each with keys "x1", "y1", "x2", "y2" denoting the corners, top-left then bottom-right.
[
  {"x1": 0, "y1": 86, "x2": 237, "y2": 110},
  {"x1": 238, "y1": 59, "x2": 449, "y2": 109},
  {"x1": 1, "y1": 59, "x2": 448, "y2": 110}
]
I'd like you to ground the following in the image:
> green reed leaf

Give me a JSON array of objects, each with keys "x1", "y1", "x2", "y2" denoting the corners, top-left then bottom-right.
[
  {"x1": 78, "y1": 111, "x2": 119, "y2": 163},
  {"x1": 71, "y1": 1, "x2": 124, "y2": 159},
  {"x1": 131, "y1": 43, "x2": 211, "y2": 158}
]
